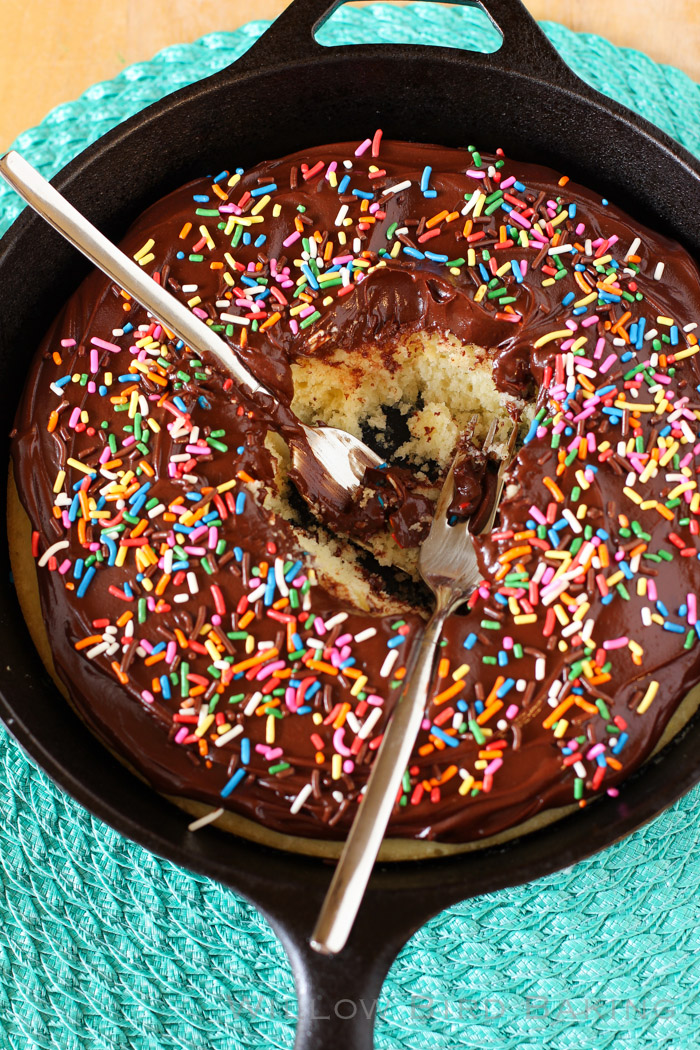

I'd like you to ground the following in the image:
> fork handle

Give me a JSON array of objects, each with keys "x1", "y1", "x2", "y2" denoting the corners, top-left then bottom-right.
[{"x1": 310, "y1": 588, "x2": 459, "y2": 956}]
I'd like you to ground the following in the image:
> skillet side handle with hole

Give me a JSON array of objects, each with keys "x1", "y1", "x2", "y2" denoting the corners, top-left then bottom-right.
[{"x1": 221, "y1": 0, "x2": 587, "y2": 89}]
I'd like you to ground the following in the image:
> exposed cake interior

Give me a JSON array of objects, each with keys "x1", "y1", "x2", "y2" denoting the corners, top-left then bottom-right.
[{"x1": 263, "y1": 328, "x2": 532, "y2": 614}]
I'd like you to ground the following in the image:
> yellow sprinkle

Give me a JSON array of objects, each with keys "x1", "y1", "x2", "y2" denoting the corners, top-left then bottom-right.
[
  {"x1": 533, "y1": 329, "x2": 572, "y2": 348},
  {"x1": 66, "y1": 457, "x2": 94, "y2": 475},
  {"x1": 553, "y1": 718, "x2": 569, "y2": 739},
  {"x1": 331, "y1": 753, "x2": 342, "y2": 780},
  {"x1": 251, "y1": 194, "x2": 271, "y2": 215},
  {"x1": 452, "y1": 663, "x2": 470, "y2": 681},
  {"x1": 672, "y1": 345, "x2": 700, "y2": 361},
  {"x1": 217, "y1": 480, "x2": 238, "y2": 494},
  {"x1": 637, "y1": 681, "x2": 659, "y2": 715},
  {"x1": 623, "y1": 486, "x2": 643, "y2": 505},
  {"x1": 195, "y1": 714, "x2": 214, "y2": 739},
  {"x1": 350, "y1": 675, "x2": 368, "y2": 697},
  {"x1": 266, "y1": 714, "x2": 275, "y2": 745},
  {"x1": 133, "y1": 238, "x2": 155, "y2": 261},
  {"x1": 474, "y1": 284, "x2": 487, "y2": 303},
  {"x1": 53, "y1": 469, "x2": 66, "y2": 494},
  {"x1": 514, "y1": 614, "x2": 537, "y2": 625},
  {"x1": 668, "y1": 480, "x2": 696, "y2": 499}
]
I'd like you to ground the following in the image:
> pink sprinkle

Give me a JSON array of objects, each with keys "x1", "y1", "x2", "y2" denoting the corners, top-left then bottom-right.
[
  {"x1": 467, "y1": 169, "x2": 486, "y2": 179},
  {"x1": 256, "y1": 660, "x2": 285, "y2": 681},
  {"x1": 581, "y1": 314, "x2": 599, "y2": 328},
  {"x1": 60, "y1": 338, "x2": 76, "y2": 347},
  {"x1": 485, "y1": 758, "x2": 503, "y2": 776},
  {"x1": 325, "y1": 161, "x2": 337, "y2": 180},
  {"x1": 594, "y1": 337, "x2": 606, "y2": 359},
  {"x1": 603, "y1": 637, "x2": 629, "y2": 650},
  {"x1": 505, "y1": 704, "x2": 519, "y2": 719},
  {"x1": 90, "y1": 336, "x2": 121, "y2": 353},
  {"x1": 333, "y1": 728, "x2": 352, "y2": 756},
  {"x1": 587, "y1": 743, "x2": 606, "y2": 759},
  {"x1": 343, "y1": 760, "x2": 355, "y2": 774},
  {"x1": 58, "y1": 559, "x2": 72, "y2": 575},
  {"x1": 599, "y1": 354, "x2": 617, "y2": 374},
  {"x1": 141, "y1": 691, "x2": 154, "y2": 704},
  {"x1": 283, "y1": 230, "x2": 301, "y2": 247},
  {"x1": 355, "y1": 137, "x2": 372, "y2": 157},
  {"x1": 175, "y1": 727, "x2": 188, "y2": 744}
]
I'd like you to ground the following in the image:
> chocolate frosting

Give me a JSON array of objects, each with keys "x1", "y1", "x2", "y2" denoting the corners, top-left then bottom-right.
[{"x1": 11, "y1": 137, "x2": 700, "y2": 843}]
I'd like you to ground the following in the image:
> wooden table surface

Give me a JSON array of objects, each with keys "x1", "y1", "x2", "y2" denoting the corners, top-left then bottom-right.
[{"x1": 1, "y1": 0, "x2": 697, "y2": 152}]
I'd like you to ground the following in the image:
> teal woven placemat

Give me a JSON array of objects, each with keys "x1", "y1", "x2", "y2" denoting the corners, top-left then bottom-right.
[{"x1": 2, "y1": 6, "x2": 700, "y2": 1048}]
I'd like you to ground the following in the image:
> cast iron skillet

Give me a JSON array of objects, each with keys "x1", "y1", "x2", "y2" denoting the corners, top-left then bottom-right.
[{"x1": 2, "y1": 1, "x2": 700, "y2": 1046}]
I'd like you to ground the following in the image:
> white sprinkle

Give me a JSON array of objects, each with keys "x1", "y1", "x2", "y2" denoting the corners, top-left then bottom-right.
[
  {"x1": 383, "y1": 179, "x2": 412, "y2": 197},
  {"x1": 215, "y1": 725, "x2": 244, "y2": 748},
  {"x1": 354, "y1": 627, "x2": 377, "y2": 643},
  {"x1": 220, "y1": 313, "x2": 250, "y2": 326},
  {"x1": 334, "y1": 204, "x2": 348, "y2": 226},
  {"x1": 324, "y1": 613, "x2": 349, "y2": 631},
  {"x1": 379, "y1": 649, "x2": 399, "y2": 678},
  {"x1": 624, "y1": 237, "x2": 641, "y2": 261},
  {"x1": 38, "y1": 540, "x2": 70, "y2": 567},
  {"x1": 361, "y1": 705, "x2": 384, "y2": 739},
  {"x1": 85, "y1": 641, "x2": 111, "y2": 660},
  {"x1": 290, "y1": 783, "x2": 313, "y2": 814},
  {"x1": 188, "y1": 808, "x2": 225, "y2": 832},
  {"x1": 654, "y1": 262, "x2": 665, "y2": 280},
  {"x1": 244, "y1": 691, "x2": 263, "y2": 716}
]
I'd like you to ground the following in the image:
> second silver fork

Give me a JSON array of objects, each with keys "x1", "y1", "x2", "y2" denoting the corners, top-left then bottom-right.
[{"x1": 311, "y1": 420, "x2": 517, "y2": 955}]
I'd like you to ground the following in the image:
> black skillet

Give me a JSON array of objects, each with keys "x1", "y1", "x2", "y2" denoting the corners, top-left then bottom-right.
[{"x1": 2, "y1": 1, "x2": 700, "y2": 1046}]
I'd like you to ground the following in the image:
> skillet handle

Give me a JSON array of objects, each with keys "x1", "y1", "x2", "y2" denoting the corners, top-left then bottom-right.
[{"x1": 228, "y1": 0, "x2": 582, "y2": 88}]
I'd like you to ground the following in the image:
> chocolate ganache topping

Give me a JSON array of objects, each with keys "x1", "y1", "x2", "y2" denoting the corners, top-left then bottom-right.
[{"x1": 12, "y1": 135, "x2": 700, "y2": 843}]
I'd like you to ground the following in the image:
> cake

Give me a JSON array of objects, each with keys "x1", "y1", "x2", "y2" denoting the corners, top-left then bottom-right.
[{"x1": 10, "y1": 133, "x2": 700, "y2": 855}]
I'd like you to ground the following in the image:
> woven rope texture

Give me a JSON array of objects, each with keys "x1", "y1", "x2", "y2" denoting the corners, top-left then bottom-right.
[{"x1": 2, "y1": 6, "x2": 700, "y2": 1048}]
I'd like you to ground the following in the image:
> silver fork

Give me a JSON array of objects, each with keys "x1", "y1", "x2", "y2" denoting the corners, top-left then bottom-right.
[
  {"x1": 0, "y1": 150, "x2": 382, "y2": 517},
  {"x1": 311, "y1": 420, "x2": 517, "y2": 955}
]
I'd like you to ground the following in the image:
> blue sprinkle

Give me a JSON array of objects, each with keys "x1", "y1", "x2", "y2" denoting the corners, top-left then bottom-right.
[
  {"x1": 173, "y1": 396, "x2": 188, "y2": 413},
  {"x1": 337, "y1": 174, "x2": 351, "y2": 194},
  {"x1": 420, "y1": 166, "x2": 432, "y2": 192},
  {"x1": 193, "y1": 194, "x2": 210, "y2": 202},
  {"x1": 671, "y1": 326, "x2": 679, "y2": 346},
  {"x1": 76, "y1": 566, "x2": 96, "y2": 599},
  {"x1": 123, "y1": 582, "x2": 133, "y2": 599},
  {"x1": 250, "y1": 184, "x2": 277, "y2": 197},
  {"x1": 300, "y1": 263, "x2": 319, "y2": 290},
  {"x1": 73, "y1": 559, "x2": 84, "y2": 580},
  {"x1": 402, "y1": 246, "x2": 425, "y2": 260},
  {"x1": 235, "y1": 492, "x2": 246, "y2": 515},
  {"x1": 285, "y1": 560, "x2": 303, "y2": 582},
  {"x1": 663, "y1": 622, "x2": 684, "y2": 634},
  {"x1": 160, "y1": 675, "x2": 171, "y2": 700},
  {"x1": 234, "y1": 547, "x2": 243, "y2": 562},
  {"x1": 386, "y1": 635, "x2": 405, "y2": 649},
  {"x1": 430, "y1": 726, "x2": 459, "y2": 748},
  {"x1": 240, "y1": 738, "x2": 251, "y2": 765},
  {"x1": 424, "y1": 251, "x2": 449, "y2": 263},
  {"x1": 464, "y1": 633, "x2": 477, "y2": 650},
  {"x1": 263, "y1": 573, "x2": 276, "y2": 606},
  {"x1": 220, "y1": 769, "x2": 247, "y2": 798},
  {"x1": 496, "y1": 677, "x2": 515, "y2": 699},
  {"x1": 254, "y1": 235, "x2": 266, "y2": 247},
  {"x1": 352, "y1": 188, "x2": 374, "y2": 200},
  {"x1": 612, "y1": 733, "x2": 629, "y2": 754},
  {"x1": 656, "y1": 600, "x2": 670, "y2": 617}
]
